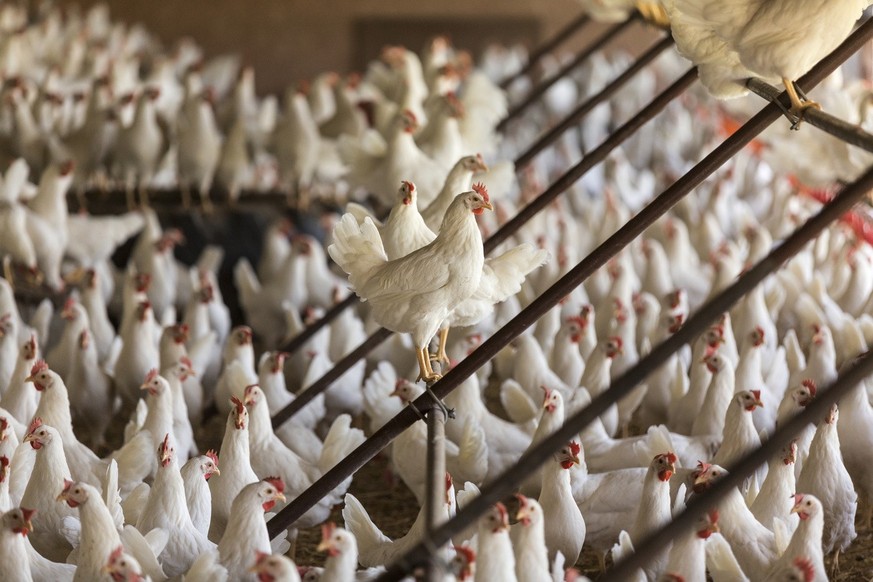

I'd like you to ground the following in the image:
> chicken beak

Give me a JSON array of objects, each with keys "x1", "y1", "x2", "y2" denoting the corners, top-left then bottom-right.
[
  {"x1": 23, "y1": 433, "x2": 35, "y2": 443},
  {"x1": 754, "y1": 398, "x2": 764, "y2": 408},
  {"x1": 56, "y1": 491, "x2": 68, "y2": 502},
  {"x1": 316, "y1": 539, "x2": 331, "y2": 553},
  {"x1": 481, "y1": 201, "x2": 493, "y2": 211},
  {"x1": 275, "y1": 492, "x2": 286, "y2": 503},
  {"x1": 211, "y1": 468, "x2": 221, "y2": 477},
  {"x1": 24, "y1": 374, "x2": 35, "y2": 384},
  {"x1": 101, "y1": 564, "x2": 112, "y2": 575},
  {"x1": 571, "y1": 454, "x2": 581, "y2": 466},
  {"x1": 709, "y1": 522, "x2": 720, "y2": 534}
]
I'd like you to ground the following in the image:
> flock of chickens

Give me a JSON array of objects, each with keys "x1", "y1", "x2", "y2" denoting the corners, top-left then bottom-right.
[{"x1": 0, "y1": 0, "x2": 872, "y2": 581}]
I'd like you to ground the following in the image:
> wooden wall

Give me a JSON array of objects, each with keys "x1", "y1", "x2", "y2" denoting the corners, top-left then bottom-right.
[{"x1": 58, "y1": 0, "x2": 653, "y2": 94}]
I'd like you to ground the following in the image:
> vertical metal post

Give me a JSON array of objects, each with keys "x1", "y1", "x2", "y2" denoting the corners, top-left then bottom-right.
[{"x1": 423, "y1": 363, "x2": 447, "y2": 582}]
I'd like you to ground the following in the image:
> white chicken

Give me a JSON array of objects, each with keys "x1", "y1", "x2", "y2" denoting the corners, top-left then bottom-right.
[
  {"x1": 329, "y1": 187, "x2": 492, "y2": 382},
  {"x1": 346, "y1": 180, "x2": 435, "y2": 260},
  {"x1": 667, "y1": 0, "x2": 871, "y2": 114}
]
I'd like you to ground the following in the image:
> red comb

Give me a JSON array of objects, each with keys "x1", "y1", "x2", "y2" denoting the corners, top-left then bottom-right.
[
  {"x1": 471, "y1": 182, "x2": 489, "y2": 202},
  {"x1": 696, "y1": 461, "x2": 711, "y2": 472},
  {"x1": 494, "y1": 502, "x2": 508, "y2": 522},
  {"x1": 445, "y1": 472, "x2": 453, "y2": 492},
  {"x1": 30, "y1": 360, "x2": 48, "y2": 376},
  {"x1": 109, "y1": 545, "x2": 124, "y2": 563},
  {"x1": 254, "y1": 550, "x2": 270, "y2": 565},
  {"x1": 230, "y1": 396, "x2": 245, "y2": 414},
  {"x1": 62, "y1": 479, "x2": 74, "y2": 493},
  {"x1": 181, "y1": 356, "x2": 193, "y2": 369},
  {"x1": 665, "y1": 452, "x2": 677, "y2": 465},
  {"x1": 145, "y1": 368, "x2": 159, "y2": 383},
  {"x1": 401, "y1": 180, "x2": 415, "y2": 191},
  {"x1": 569, "y1": 441, "x2": 581, "y2": 456},
  {"x1": 751, "y1": 390, "x2": 762, "y2": 401},
  {"x1": 801, "y1": 379, "x2": 817, "y2": 397},
  {"x1": 514, "y1": 492, "x2": 529, "y2": 508},
  {"x1": 26, "y1": 417, "x2": 42, "y2": 435},
  {"x1": 264, "y1": 476, "x2": 285, "y2": 493},
  {"x1": 160, "y1": 433, "x2": 171, "y2": 450},
  {"x1": 205, "y1": 449, "x2": 219, "y2": 466}
]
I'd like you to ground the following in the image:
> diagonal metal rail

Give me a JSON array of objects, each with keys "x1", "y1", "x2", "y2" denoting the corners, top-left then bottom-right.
[
  {"x1": 271, "y1": 67, "x2": 698, "y2": 429},
  {"x1": 499, "y1": 12, "x2": 591, "y2": 90},
  {"x1": 266, "y1": 16, "x2": 873, "y2": 538},
  {"x1": 374, "y1": 157, "x2": 873, "y2": 582},
  {"x1": 515, "y1": 35, "x2": 675, "y2": 168},
  {"x1": 274, "y1": 31, "x2": 672, "y2": 360},
  {"x1": 496, "y1": 15, "x2": 638, "y2": 132}
]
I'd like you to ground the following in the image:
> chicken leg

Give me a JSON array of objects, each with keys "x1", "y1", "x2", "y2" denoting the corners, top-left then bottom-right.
[
  {"x1": 783, "y1": 78, "x2": 821, "y2": 118},
  {"x1": 416, "y1": 347, "x2": 442, "y2": 383},
  {"x1": 435, "y1": 327, "x2": 451, "y2": 366},
  {"x1": 635, "y1": 1, "x2": 670, "y2": 28}
]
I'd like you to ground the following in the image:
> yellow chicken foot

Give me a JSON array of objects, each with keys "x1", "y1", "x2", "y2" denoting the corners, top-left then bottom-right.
[
  {"x1": 635, "y1": 2, "x2": 670, "y2": 29},
  {"x1": 830, "y1": 548, "x2": 841, "y2": 579},
  {"x1": 424, "y1": 351, "x2": 443, "y2": 383},
  {"x1": 416, "y1": 347, "x2": 442, "y2": 384},
  {"x1": 783, "y1": 78, "x2": 821, "y2": 120},
  {"x1": 434, "y1": 327, "x2": 451, "y2": 366},
  {"x1": 416, "y1": 348, "x2": 433, "y2": 383}
]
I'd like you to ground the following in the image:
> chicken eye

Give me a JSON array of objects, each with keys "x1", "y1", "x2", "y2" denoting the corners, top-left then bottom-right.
[{"x1": 266, "y1": 488, "x2": 273, "y2": 494}]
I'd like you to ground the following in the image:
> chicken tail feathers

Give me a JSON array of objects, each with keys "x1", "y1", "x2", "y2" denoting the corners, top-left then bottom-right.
[
  {"x1": 341, "y1": 493, "x2": 391, "y2": 567},
  {"x1": 327, "y1": 214, "x2": 387, "y2": 291}
]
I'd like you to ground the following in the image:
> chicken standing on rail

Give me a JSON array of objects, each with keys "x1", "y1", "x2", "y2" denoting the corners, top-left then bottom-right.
[{"x1": 329, "y1": 186, "x2": 492, "y2": 383}]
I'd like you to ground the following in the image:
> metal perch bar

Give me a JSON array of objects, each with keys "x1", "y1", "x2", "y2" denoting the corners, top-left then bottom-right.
[
  {"x1": 514, "y1": 35, "x2": 675, "y2": 169},
  {"x1": 746, "y1": 76, "x2": 873, "y2": 154},
  {"x1": 270, "y1": 68, "x2": 698, "y2": 428},
  {"x1": 499, "y1": 12, "x2": 592, "y2": 90},
  {"x1": 497, "y1": 15, "x2": 638, "y2": 132},
  {"x1": 604, "y1": 348, "x2": 873, "y2": 579},
  {"x1": 373, "y1": 157, "x2": 873, "y2": 582},
  {"x1": 265, "y1": 16, "x2": 873, "y2": 538},
  {"x1": 423, "y1": 367, "x2": 448, "y2": 582}
]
